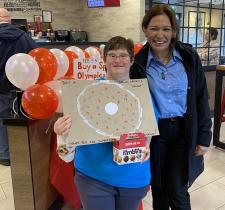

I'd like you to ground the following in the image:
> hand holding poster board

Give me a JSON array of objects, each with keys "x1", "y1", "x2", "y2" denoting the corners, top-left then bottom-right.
[{"x1": 61, "y1": 79, "x2": 158, "y2": 146}]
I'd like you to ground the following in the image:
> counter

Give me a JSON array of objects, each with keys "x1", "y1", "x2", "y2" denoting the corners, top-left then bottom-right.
[{"x1": 3, "y1": 114, "x2": 60, "y2": 210}]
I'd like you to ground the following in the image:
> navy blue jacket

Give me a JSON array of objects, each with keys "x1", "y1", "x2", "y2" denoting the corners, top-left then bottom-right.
[
  {"x1": 0, "y1": 23, "x2": 37, "y2": 93},
  {"x1": 130, "y1": 42, "x2": 212, "y2": 186}
]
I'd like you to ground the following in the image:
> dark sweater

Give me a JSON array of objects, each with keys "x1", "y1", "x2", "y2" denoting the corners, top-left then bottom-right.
[{"x1": 0, "y1": 23, "x2": 37, "y2": 93}]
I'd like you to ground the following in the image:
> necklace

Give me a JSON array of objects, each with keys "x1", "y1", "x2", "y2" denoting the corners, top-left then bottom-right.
[
  {"x1": 154, "y1": 50, "x2": 172, "y2": 80},
  {"x1": 161, "y1": 71, "x2": 167, "y2": 80},
  {"x1": 160, "y1": 53, "x2": 172, "y2": 80}
]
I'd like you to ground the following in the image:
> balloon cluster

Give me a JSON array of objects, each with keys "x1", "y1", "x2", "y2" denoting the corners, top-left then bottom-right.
[{"x1": 5, "y1": 46, "x2": 101, "y2": 119}]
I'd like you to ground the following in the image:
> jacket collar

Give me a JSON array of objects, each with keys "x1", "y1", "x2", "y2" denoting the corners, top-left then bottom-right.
[{"x1": 134, "y1": 42, "x2": 150, "y2": 70}]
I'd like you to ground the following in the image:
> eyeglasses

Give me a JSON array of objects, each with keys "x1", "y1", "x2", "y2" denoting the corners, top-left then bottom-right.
[{"x1": 107, "y1": 53, "x2": 130, "y2": 61}]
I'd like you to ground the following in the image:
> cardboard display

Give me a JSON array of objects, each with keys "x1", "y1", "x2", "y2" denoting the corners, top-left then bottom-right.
[{"x1": 61, "y1": 79, "x2": 158, "y2": 146}]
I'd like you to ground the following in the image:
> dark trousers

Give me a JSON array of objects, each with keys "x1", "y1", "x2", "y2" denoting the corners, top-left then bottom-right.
[
  {"x1": 74, "y1": 170, "x2": 148, "y2": 210},
  {"x1": 150, "y1": 117, "x2": 191, "y2": 210},
  {"x1": 0, "y1": 92, "x2": 13, "y2": 159}
]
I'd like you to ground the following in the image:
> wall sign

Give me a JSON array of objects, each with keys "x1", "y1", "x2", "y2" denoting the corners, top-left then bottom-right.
[
  {"x1": 3, "y1": 0, "x2": 41, "y2": 12},
  {"x1": 42, "y1": 10, "x2": 52, "y2": 23}
]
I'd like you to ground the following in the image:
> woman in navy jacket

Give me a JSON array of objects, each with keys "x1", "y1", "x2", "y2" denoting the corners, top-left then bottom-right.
[{"x1": 130, "y1": 4, "x2": 212, "y2": 210}]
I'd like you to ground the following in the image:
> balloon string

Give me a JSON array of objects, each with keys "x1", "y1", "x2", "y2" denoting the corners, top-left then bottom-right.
[
  {"x1": 19, "y1": 105, "x2": 54, "y2": 134},
  {"x1": 12, "y1": 96, "x2": 34, "y2": 120},
  {"x1": 45, "y1": 119, "x2": 53, "y2": 134},
  {"x1": 12, "y1": 97, "x2": 19, "y2": 115},
  {"x1": 19, "y1": 104, "x2": 34, "y2": 120}
]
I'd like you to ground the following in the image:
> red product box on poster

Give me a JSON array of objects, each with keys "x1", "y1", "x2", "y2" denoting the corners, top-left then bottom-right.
[{"x1": 113, "y1": 132, "x2": 147, "y2": 165}]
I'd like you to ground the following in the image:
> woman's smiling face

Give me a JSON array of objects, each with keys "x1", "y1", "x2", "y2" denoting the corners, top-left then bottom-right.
[{"x1": 144, "y1": 14, "x2": 175, "y2": 55}]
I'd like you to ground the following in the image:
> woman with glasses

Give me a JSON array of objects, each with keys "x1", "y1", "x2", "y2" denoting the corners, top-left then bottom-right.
[
  {"x1": 130, "y1": 4, "x2": 212, "y2": 210},
  {"x1": 54, "y1": 36, "x2": 158, "y2": 210}
]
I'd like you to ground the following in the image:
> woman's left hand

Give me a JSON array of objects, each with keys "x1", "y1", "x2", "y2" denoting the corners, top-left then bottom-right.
[
  {"x1": 142, "y1": 136, "x2": 151, "y2": 162},
  {"x1": 142, "y1": 146, "x2": 150, "y2": 162},
  {"x1": 194, "y1": 145, "x2": 209, "y2": 156}
]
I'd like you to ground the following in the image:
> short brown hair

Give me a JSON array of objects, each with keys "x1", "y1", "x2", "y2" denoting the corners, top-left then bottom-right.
[
  {"x1": 103, "y1": 36, "x2": 134, "y2": 61},
  {"x1": 142, "y1": 4, "x2": 179, "y2": 45}
]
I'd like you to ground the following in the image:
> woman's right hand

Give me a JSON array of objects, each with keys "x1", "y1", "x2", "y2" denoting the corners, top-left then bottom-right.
[{"x1": 54, "y1": 114, "x2": 72, "y2": 136}]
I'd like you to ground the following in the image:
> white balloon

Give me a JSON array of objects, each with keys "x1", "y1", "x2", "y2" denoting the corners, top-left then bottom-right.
[
  {"x1": 50, "y1": 48, "x2": 69, "y2": 80},
  {"x1": 85, "y1": 46, "x2": 101, "y2": 60},
  {"x1": 65, "y1": 46, "x2": 85, "y2": 59},
  {"x1": 99, "y1": 44, "x2": 105, "y2": 58},
  {"x1": 5, "y1": 53, "x2": 39, "y2": 90},
  {"x1": 45, "y1": 80, "x2": 63, "y2": 113}
]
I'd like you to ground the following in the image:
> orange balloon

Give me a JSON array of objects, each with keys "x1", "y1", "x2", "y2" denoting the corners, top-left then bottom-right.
[
  {"x1": 64, "y1": 50, "x2": 78, "y2": 77},
  {"x1": 29, "y1": 48, "x2": 58, "y2": 84},
  {"x1": 83, "y1": 50, "x2": 90, "y2": 58},
  {"x1": 134, "y1": 43, "x2": 143, "y2": 55},
  {"x1": 21, "y1": 84, "x2": 58, "y2": 119}
]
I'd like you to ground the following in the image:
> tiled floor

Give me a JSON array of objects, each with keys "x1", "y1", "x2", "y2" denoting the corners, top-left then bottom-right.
[
  {"x1": 0, "y1": 123, "x2": 225, "y2": 210},
  {"x1": 0, "y1": 166, "x2": 14, "y2": 210}
]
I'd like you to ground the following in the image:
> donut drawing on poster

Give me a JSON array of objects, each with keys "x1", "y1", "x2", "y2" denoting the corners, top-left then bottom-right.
[
  {"x1": 61, "y1": 79, "x2": 159, "y2": 146},
  {"x1": 77, "y1": 81, "x2": 142, "y2": 138}
]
